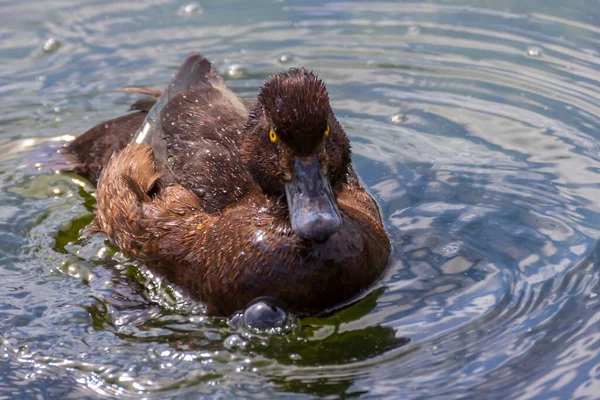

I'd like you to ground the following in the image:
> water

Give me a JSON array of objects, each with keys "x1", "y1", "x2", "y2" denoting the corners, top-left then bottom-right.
[{"x1": 1, "y1": 0, "x2": 600, "y2": 398}]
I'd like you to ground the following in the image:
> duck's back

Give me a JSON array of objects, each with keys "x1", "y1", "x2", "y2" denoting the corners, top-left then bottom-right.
[
  {"x1": 155, "y1": 71, "x2": 254, "y2": 213},
  {"x1": 67, "y1": 53, "x2": 256, "y2": 213}
]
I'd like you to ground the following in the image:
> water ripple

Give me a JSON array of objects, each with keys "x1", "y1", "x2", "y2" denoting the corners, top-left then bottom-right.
[{"x1": 1, "y1": 0, "x2": 600, "y2": 398}]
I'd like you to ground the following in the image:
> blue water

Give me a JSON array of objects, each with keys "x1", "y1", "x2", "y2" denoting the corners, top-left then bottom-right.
[{"x1": 1, "y1": 0, "x2": 600, "y2": 398}]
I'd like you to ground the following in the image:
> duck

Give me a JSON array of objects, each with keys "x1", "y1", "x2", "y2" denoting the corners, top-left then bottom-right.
[{"x1": 64, "y1": 53, "x2": 390, "y2": 316}]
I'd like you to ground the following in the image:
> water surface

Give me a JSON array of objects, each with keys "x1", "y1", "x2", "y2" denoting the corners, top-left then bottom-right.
[{"x1": 1, "y1": 0, "x2": 600, "y2": 398}]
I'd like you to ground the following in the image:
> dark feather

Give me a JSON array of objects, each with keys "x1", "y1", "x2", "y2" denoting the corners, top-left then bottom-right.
[{"x1": 121, "y1": 175, "x2": 151, "y2": 201}]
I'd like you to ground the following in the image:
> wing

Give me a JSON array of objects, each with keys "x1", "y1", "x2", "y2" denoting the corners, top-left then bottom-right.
[
  {"x1": 67, "y1": 111, "x2": 148, "y2": 184},
  {"x1": 132, "y1": 53, "x2": 254, "y2": 214},
  {"x1": 63, "y1": 88, "x2": 159, "y2": 184}
]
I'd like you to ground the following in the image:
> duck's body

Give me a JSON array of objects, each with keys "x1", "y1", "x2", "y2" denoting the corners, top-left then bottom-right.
[{"x1": 68, "y1": 53, "x2": 390, "y2": 316}]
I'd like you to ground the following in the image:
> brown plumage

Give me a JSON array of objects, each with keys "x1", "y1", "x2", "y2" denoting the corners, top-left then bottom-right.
[{"x1": 67, "y1": 53, "x2": 390, "y2": 316}]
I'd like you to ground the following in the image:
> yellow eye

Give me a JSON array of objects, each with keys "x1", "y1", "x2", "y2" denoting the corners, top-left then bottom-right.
[
  {"x1": 324, "y1": 125, "x2": 331, "y2": 136},
  {"x1": 269, "y1": 129, "x2": 278, "y2": 143}
]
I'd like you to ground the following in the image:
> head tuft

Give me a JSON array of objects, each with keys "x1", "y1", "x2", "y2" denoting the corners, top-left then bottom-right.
[{"x1": 258, "y1": 69, "x2": 330, "y2": 155}]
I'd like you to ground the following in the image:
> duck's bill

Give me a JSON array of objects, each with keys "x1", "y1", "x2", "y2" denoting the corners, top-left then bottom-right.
[{"x1": 285, "y1": 154, "x2": 342, "y2": 243}]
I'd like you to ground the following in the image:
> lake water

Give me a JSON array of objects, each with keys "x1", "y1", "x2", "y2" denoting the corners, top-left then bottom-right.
[{"x1": 2, "y1": 0, "x2": 600, "y2": 398}]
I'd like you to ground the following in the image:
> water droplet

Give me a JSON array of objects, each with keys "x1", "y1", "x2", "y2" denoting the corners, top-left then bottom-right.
[
  {"x1": 527, "y1": 47, "x2": 543, "y2": 57},
  {"x1": 192, "y1": 188, "x2": 206, "y2": 198},
  {"x1": 389, "y1": 114, "x2": 405, "y2": 124},
  {"x1": 181, "y1": 3, "x2": 202, "y2": 15},
  {"x1": 42, "y1": 38, "x2": 61, "y2": 53}
]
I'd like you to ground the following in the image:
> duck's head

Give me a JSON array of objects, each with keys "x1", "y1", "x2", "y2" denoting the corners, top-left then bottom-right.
[{"x1": 243, "y1": 68, "x2": 351, "y2": 243}]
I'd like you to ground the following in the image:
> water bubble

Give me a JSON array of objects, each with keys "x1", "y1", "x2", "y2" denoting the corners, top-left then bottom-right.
[
  {"x1": 223, "y1": 335, "x2": 247, "y2": 350},
  {"x1": 278, "y1": 54, "x2": 294, "y2": 64},
  {"x1": 96, "y1": 246, "x2": 113, "y2": 260},
  {"x1": 180, "y1": 3, "x2": 202, "y2": 15},
  {"x1": 406, "y1": 26, "x2": 420, "y2": 36},
  {"x1": 441, "y1": 242, "x2": 461, "y2": 257},
  {"x1": 42, "y1": 38, "x2": 61, "y2": 53},
  {"x1": 527, "y1": 47, "x2": 543, "y2": 57},
  {"x1": 226, "y1": 64, "x2": 247, "y2": 80},
  {"x1": 389, "y1": 114, "x2": 405, "y2": 124},
  {"x1": 243, "y1": 298, "x2": 293, "y2": 335}
]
